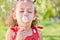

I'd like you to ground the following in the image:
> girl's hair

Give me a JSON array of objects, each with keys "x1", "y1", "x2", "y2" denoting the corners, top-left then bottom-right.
[{"x1": 5, "y1": 0, "x2": 39, "y2": 27}]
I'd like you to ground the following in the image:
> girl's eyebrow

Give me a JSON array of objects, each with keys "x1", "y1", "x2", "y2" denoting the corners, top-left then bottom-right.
[
  {"x1": 20, "y1": 8, "x2": 24, "y2": 10},
  {"x1": 20, "y1": 8, "x2": 32, "y2": 10},
  {"x1": 27, "y1": 8, "x2": 32, "y2": 10},
  {"x1": 28, "y1": 9, "x2": 32, "y2": 11},
  {"x1": 27, "y1": 7, "x2": 33, "y2": 10}
]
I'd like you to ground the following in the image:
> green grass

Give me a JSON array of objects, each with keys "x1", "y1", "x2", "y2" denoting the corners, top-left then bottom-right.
[
  {"x1": 0, "y1": 26, "x2": 9, "y2": 40},
  {"x1": 40, "y1": 20, "x2": 60, "y2": 40}
]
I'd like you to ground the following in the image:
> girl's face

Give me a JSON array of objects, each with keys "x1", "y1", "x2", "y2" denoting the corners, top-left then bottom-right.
[{"x1": 14, "y1": 1, "x2": 35, "y2": 28}]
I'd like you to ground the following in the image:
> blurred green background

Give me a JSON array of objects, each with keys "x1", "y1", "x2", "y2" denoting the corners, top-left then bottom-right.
[{"x1": 0, "y1": 0, "x2": 60, "y2": 40}]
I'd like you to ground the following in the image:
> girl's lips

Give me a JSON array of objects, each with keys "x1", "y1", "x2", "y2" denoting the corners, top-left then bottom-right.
[{"x1": 22, "y1": 16, "x2": 29, "y2": 23}]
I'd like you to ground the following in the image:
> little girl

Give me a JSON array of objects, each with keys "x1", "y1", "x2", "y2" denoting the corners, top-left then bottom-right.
[{"x1": 5, "y1": 0, "x2": 43, "y2": 40}]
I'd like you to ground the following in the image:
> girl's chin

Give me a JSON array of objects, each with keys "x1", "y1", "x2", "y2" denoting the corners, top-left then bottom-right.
[
  {"x1": 22, "y1": 21, "x2": 30, "y2": 23},
  {"x1": 22, "y1": 22, "x2": 29, "y2": 24}
]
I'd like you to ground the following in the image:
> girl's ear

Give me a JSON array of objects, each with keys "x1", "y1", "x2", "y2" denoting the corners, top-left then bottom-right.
[
  {"x1": 13, "y1": 13, "x2": 16, "y2": 20},
  {"x1": 12, "y1": 7, "x2": 16, "y2": 20},
  {"x1": 33, "y1": 16, "x2": 37, "y2": 20}
]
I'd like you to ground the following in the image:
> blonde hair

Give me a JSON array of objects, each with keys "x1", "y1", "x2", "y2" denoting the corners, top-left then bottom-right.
[{"x1": 5, "y1": 0, "x2": 39, "y2": 27}]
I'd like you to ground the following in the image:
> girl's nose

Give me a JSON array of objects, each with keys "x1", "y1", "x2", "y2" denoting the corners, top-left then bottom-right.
[{"x1": 24, "y1": 11, "x2": 28, "y2": 16}]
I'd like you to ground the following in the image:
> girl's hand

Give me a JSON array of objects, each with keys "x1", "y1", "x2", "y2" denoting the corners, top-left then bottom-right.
[{"x1": 16, "y1": 27, "x2": 27, "y2": 40}]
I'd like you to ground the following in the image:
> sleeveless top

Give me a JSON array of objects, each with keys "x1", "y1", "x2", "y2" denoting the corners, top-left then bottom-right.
[{"x1": 10, "y1": 26, "x2": 43, "y2": 40}]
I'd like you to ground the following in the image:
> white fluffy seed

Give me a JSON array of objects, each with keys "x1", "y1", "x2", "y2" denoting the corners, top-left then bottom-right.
[{"x1": 22, "y1": 16, "x2": 28, "y2": 23}]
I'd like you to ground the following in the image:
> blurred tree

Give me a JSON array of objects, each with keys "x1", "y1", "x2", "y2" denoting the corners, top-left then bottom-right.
[{"x1": 35, "y1": 0, "x2": 60, "y2": 20}]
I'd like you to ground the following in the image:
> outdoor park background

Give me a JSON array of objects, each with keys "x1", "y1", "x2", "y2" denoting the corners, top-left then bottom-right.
[{"x1": 0, "y1": 0, "x2": 60, "y2": 40}]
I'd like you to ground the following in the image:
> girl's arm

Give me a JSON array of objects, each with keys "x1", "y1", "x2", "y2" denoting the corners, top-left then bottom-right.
[{"x1": 5, "y1": 28, "x2": 13, "y2": 40}]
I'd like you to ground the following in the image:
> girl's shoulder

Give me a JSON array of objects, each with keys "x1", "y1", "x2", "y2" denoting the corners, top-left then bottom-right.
[
  {"x1": 33, "y1": 26, "x2": 43, "y2": 34},
  {"x1": 6, "y1": 28, "x2": 14, "y2": 34},
  {"x1": 6, "y1": 26, "x2": 18, "y2": 35},
  {"x1": 5, "y1": 27, "x2": 16, "y2": 40},
  {"x1": 6, "y1": 28, "x2": 14, "y2": 38}
]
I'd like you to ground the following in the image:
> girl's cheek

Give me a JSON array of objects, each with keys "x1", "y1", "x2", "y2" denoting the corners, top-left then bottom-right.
[
  {"x1": 16, "y1": 13, "x2": 22, "y2": 21},
  {"x1": 29, "y1": 14, "x2": 34, "y2": 20}
]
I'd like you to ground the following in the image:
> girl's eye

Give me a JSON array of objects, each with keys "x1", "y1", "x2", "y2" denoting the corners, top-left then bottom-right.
[
  {"x1": 19, "y1": 11, "x2": 24, "y2": 13},
  {"x1": 28, "y1": 11, "x2": 32, "y2": 13}
]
